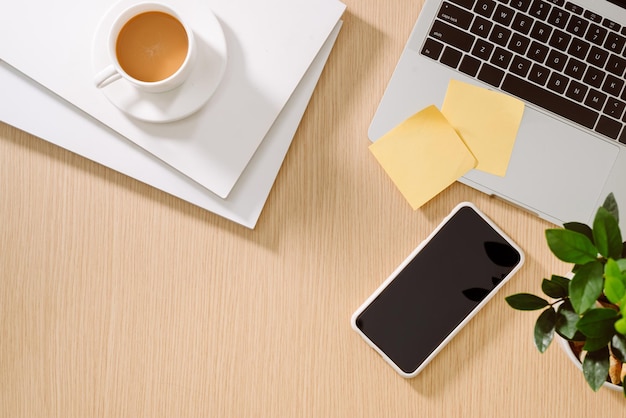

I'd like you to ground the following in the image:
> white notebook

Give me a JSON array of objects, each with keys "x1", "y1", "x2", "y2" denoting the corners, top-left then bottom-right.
[
  {"x1": 0, "y1": 0, "x2": 345, "y2": 198},
  {"x1": 0, "y1": 22, "x2": 342, "y2": 229}
]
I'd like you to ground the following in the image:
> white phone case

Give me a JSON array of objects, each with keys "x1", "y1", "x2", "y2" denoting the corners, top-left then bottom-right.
[{"x1": 351, "y1": 202, "x2": 525, "y2": 378}]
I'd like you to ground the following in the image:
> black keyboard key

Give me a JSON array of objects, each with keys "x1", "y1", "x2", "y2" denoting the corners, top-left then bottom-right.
[
  {"x1": 422, "y1": 38, "x2": 445, "y2": 60},
  {"x1": 544, "y1": 0, "x2": 564, "y2": 5},
  {"x1": 475, "y1": 0, "x2": 497, "y2": 17},
  {"x1": 510, "y1": 0, "x2": 532, "y2": 12},
  {"x1": 489, "y1": 25, "x2": 512, "y2": 46},
  {"x1": 602, "y1": 74, "x2": 624, "y2": 97},
  {"x1": 529, "y1": 0, "x2": 551, "y2": 20},
  {"x1": 566, "y1": 16, "x2": 589, "y2": 37},
  {"x1": 604, "y1": 98, "x2": 626, "y2": 120},
  {"x1": 511, "y1": 13, "x2": 535, "y2": 34},
  {"x1": 564, "y1": 2, "x2": 583, "y2": 15},
  {"x1": 607, "y1": 54, "x2": 626, "y2": 77},
  {"x1": 528, "y1": 63, "x2": 551, "y2": 85},
  {"x1": 585, "y1": 89, "x2": 608, "y2": 111},
  {"x1": 596, "y1": 115, "x2": 622, "y2": 139},
  {"x1": 438, "y1": 2, "x2": 475, "y2": 30},
  {"x1": 584, "y1": 10, "x2": 603, "y2": 24},
  {"x1": 546, "y1": 49, "x2": 567, "y2": 71},
  {"x1": 491, "y1": 47, "x2": 514, "y2": 68},
  {"x1": 429, "y1": 20, "x2": 476, "y2": 52},
  {"x1": 459, "y1": 55, "x2": 482, "y2": 76},
  {"x1": 501, "y1": 73, "x2": 598, "y2": 128},
  {"x1": 511, "y1": 55, "x2": 533, "y2": 76},
  {"x1": 530, "y1": 21, "x2": 552, "y2": 42},
  {"x1": 603, "y1": 18, "x2": 621, "y2": 33},
  {"x1": 493, "y1": 4, "x2": 516, "y2": 25},
  {"x1": 449, "y1": 0, "x2": 477, "y2": 9},
  {"x1": 441, "y1": 47, "x2": 464, "y2": 68},
  {"x1": 478, "y1": 63, "x2": 505, "y2": 86},
  {"x1": 510, "y1": 33, "x2": 531, "y2": 54},
  {"x1": 587, "y1": 46, "x2": 609, "y2": 68},
  {"x1": 565, "y1": 80, "x2": 588, "y2": 102},
  {"x1": 564, "y1": 57, "x2": 587, "y2": 79},
  {"x1": 547, "y1": 72, "x2": 569, "y2": 93},
  {"x1": 585, "y1": 24, "x2": 608, "y2": 46},
  {"x1": 568, "y1": 37, "x2": 590, "y2": 59},
  {"x1": 527, "y1": 41, "x2": 549, "y2": 62},
  {"x1": 549, "y1": 29, "x2": 571, "y2": 51},
  {"x1": 548, "y1": 7, "x2": 570, "y2": 28},
  {"x1": 604, "y1": 33, "x2": 626, "y2": 55},
  {"x1": 584, "y1": 66, "x2": 605, "y2": 88},
  {"x1": 470, "y1": 16, "x2": 493, "y2": 37},
  {"x1": 472, "y1": 39, "x2": 495, "y2": 59}
]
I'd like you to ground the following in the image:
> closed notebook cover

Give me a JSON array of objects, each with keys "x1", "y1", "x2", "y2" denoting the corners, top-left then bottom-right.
[
  {"x1": 0, "y1": 0, "x2": 346, "y2": 198},
  {"x1": 0, "y1": 22, "x2": 343, "y2": 229}
]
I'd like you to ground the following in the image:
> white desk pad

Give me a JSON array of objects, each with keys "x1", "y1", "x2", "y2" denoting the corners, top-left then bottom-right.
[
  {"x1": 0, "y1": 22, "x2": 342, "y2": 229},
  {"x1": 0, "y1": 0, "x2": 345, "y2": 198}
]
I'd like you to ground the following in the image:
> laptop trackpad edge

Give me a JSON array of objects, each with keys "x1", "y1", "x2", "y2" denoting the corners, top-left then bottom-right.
[{"x1": 462, "y1": 107, "x2": 619, "y2": 224}]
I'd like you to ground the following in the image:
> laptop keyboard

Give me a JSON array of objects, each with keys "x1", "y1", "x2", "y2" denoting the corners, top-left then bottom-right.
[{"x1": 421, "y1": 0, "x2": 626, "y2": 143}]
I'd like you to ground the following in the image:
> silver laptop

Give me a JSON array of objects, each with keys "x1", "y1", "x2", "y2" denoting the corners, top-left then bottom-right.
[{"x1": 369, "y1": 0, "x2": 626, "y2": 231}]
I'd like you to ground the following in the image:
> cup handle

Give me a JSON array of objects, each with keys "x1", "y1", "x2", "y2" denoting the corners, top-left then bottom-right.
[{"x1": 94, "y1": 65, "x2": 121, "y2": 88}]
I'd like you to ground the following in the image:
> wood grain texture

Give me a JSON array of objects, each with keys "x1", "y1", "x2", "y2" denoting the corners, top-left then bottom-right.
[{"x1": 2, "y1": 0, "x2": 625, "y2": 416}]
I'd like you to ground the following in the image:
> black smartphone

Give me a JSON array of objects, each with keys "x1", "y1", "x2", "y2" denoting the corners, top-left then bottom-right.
[{"x1": 351, "y1": 203, "x2": 524, "y2": 377}]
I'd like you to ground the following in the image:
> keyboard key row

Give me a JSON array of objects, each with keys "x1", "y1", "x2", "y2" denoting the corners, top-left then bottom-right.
[
  {"x1": 431, "y1": 36, "x2": 626, "y2": 102},
  {"x1": 501, "y1": 73, "x2": 598, "y2": 128},
  {"x1": 452, "y1": 0, "x2": 623, "y2": 38},
  {"x1": 423, "y1": 40, "x2": 626, "y2": 135},
  {"x1": 424, "y1": 1, "x2": 626, "y2": 141},
  {"x1": 447, "y1": 0, "x2": 626, "y2": 55},
  {"x1": 433, "y1": 11, "x2": 626, "y2": 78}
]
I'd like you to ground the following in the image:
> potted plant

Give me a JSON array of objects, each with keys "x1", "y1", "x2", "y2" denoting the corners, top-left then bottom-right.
[{"x1": 506, "y1": 193, "x2": 626, "y2": 395}]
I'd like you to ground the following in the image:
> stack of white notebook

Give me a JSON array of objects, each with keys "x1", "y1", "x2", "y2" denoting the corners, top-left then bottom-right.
[{"x1": 0, "y1": 0, "x2": 345, "y2": 228}]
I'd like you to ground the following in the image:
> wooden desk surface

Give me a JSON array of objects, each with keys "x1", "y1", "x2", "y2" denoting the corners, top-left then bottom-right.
[{"x1": 2, "y1": 1, "x2": 625, "y2": 416}]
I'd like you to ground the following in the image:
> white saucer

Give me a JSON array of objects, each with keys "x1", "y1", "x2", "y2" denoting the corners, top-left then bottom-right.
[{"x1": 92, "y1": 0, "x2": 227, "y2": 123}]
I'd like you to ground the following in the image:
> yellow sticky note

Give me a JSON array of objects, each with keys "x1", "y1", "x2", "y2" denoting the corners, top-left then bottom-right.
[
  {"x1": 369, "y1": 105, "x2": 477, "y2": 210},
  {"x1": 441, "y1": 79, "x2": 525, "y2": 177}
]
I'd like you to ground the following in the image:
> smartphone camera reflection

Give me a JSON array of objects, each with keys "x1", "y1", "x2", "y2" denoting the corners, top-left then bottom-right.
[{"x1": 462, "y1": 241, "x2": 522, "y2": 302}]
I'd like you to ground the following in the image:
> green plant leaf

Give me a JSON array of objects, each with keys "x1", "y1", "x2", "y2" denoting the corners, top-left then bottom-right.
[
  {"x1": 615, "y1": 317, "x2": 626, "y2": 335},
  {"x1": 534, "y1": 307, "x2": 556, "y2": 353},
  {"x1": 564, "y1": 221, "x2": 594, "y2": 243},
  {"x1": 593, "y1": 207, "x2": 623, "y2": 259},
  {"x1": 583, "y1": 346, "x2": 610, "y2": 392},
  {"x1": 505, "y1": 293, "x2": 549, "y2": 311},
  {"x1": 545, "y1": 229, "x2": 599, "y2": 265},
  {"x1": 584, "y1": 335, "x2": 613, "y2": 352},
  {"x1": 604, "y1": 259, "x2": 626, "y2": 305},
  {"x1": 569, "y1": 261, "x2": 604, "y2": 314},
  {"x1": 577, "y1": 308, "x2": 618, "y2": 338},
  {"x1": 541, "y1": 278, "x2": 568, "y2": 298},
  {"x1": 602, "y1": 193, "x2": 619, "y2": 223},
  {"x1": 611, "y1": 334, "x2": 626, "y2": 362},
  {"x1": 556, "y1": 300, "x2": 580, "y2": 340},
  {"x1": 550, "y1": 275, "x2": 571, "y2": 293},
  {"x1": 616, "y1": 259, "x2": 626, "y2": 272}
]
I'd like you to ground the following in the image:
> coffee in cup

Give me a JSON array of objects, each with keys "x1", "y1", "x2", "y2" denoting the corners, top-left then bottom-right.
[{"x1": 94, "y1": 2, "x2": 196, "y2": 93}]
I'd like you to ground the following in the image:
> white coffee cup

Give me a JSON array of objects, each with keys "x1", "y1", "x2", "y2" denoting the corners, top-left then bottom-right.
[{"x1": 94, "y1": 2, "x2": 196, "y2": 93}]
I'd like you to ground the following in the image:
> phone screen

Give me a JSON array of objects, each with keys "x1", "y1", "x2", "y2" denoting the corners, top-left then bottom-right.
[{"x1": 353, "y1": 204, "x2": 523, "y2": 376}]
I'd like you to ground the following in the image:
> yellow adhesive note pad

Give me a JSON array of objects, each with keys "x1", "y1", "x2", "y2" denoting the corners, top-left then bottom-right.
[
  {"x1": 441, "y1": 79, "x2": 525, "y2": 177},
  {"x1": 369, "y1": 105, "x2": 477, "y2": 209}
]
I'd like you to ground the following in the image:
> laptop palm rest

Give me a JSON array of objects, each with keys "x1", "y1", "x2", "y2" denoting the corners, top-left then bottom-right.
[{"x1": 461, "y1": 106, "x2": 619, "y2": 224}]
